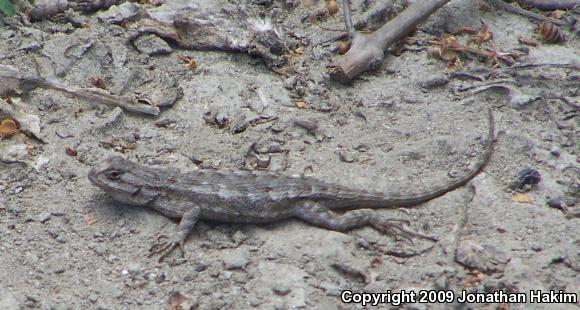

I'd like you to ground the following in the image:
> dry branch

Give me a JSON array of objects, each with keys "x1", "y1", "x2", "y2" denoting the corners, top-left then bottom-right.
[
  {"x1": 487, "y1": 0, "x2": 566, "y2": 25},
  {"x1": 0, "y1": 66, "x2": 160, "y2": 116},
  {"x1": 328, "y1": 0, "x2": 451, "y2": 83},
  {"x1": 515, "y1": 0, "x2": 579, "y2": 10},
  {"x1": 29, "y1": 0, "x2": 121, "y2": 21}
]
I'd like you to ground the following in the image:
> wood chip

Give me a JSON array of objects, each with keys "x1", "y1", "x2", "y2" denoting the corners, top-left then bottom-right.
[
  {"x1": 512, "y1": 193, "x2": 532, "y2": 203},
  {"x1": 295, "y1": 100, "x2": 306, "y2": 109}
]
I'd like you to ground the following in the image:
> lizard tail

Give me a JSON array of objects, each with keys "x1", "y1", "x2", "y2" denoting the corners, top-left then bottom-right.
[{"x1": 331, "y1": 108, "x2": 495, "y2": 209}]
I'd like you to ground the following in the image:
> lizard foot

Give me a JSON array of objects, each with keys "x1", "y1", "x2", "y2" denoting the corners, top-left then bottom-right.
[
  {"x1": 148, "y1": 234, "x2": 185, "y2": 262},
  {"x1": 370, "y1": 218, "x2": 438, "y2": 243}
]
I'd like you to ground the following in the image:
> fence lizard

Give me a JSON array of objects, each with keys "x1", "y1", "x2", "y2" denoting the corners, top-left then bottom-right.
[{"x1": 88, "y1": 109, "x2": 494, "y2": 260}]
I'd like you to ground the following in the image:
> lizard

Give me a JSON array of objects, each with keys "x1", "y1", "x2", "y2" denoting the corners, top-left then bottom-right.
[{"x1": 88, "y1": 109, "x2": 494, "y2": 261}]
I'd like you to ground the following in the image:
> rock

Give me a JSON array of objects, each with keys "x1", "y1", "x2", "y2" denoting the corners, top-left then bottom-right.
[
  {"x1": 456, "y1": 240, "x2": 510, "y2": 274},
  {"x1": 36, "y1": 212, "x2": 52, "y2": 223},
  {"x1": 98, "y1": 2, "x2": 142, "y2": 24},
  {"x1": 1, "y1": 30, "x2": 15, "y2": 39},
  {"x1": 0, "y1": 144, "x2": 30, "y2": 164},
  {"x1": 134, "y1": 34, "x2": 173, "y2": 56},
  {"x1": 19, "y1": 27, "x2": 44, "y2": 51},
  {"x1": 194, "y1": 262, "x2": 209, "y2": 272},
  {"x1": 151, "y1": 86, "x2": 181, "y2": 107},
  {"x1": 253, "y1": 0, "x2": 273, "y2": 5},
  {"x1": 223, "y1": 249, "x2": 250, "y2": 270},
  {"x1": 418, "y1": 76, "x2": 449, "y2": 90},
  {"x1": 126, "y1": 263, "x2": 141, "y2": 274},
  {"x1": 271, "y1": 281, "x2": 292, "y2": 295},
  {"x1": 93, "y1": 107, "x2": 125, "y2": 132}
]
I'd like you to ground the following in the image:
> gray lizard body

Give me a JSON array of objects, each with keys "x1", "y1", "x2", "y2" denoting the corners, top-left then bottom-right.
[{"x1": 88, "y1": 109, "x2": 494, "y2": 260}]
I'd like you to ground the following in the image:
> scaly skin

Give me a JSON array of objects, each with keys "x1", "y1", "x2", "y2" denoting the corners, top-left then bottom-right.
[{"x1": 88, "y1": 109, "x2": 494, "y2": 261}]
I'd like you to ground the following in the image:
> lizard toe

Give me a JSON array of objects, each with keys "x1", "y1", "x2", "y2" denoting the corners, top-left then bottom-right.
[
  {"x1": 370, "y1": 218, "x2": 438, "y2": 242},
  {"x1": 148, "y1": 235, "x2": 184, "y2": 262}
]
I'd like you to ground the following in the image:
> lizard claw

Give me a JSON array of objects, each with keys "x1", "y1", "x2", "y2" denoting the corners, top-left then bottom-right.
[
  {"x1": 148, "y1": 234, "x2": 185, "y2": 262},
  {"x1": 371, "y1": 218, "x2": 438, "y2": 243}
]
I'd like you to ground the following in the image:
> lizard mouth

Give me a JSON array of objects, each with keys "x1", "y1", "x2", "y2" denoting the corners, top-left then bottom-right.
[
  {"x1": 87, "y1": 168, "x2": 99, "y2": 185},
  {"x1": 87, "y1": 165, "x2": 109, "y2": 189}
]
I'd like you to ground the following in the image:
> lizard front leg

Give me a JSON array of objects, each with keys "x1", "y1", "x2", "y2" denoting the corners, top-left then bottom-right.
[
  {"x1": 294, "y1": 201, "x2": 437, "y2": 241},
  {"x1": 148, "y1": 205, "x2": 201, "y2": 261}
]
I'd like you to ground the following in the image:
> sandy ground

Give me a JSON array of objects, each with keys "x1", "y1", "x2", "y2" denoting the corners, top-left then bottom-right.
[{"x1": 0, "y1": 0, "x2": 578, "y2": 309}]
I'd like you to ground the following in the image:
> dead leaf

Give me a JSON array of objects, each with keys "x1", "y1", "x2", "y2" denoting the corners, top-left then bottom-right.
[
  {"x1": 470, "y1": 24, "x2": 493, "y2": 45},
  {"x1": 478, "y1": 3, "x2": 491, "y2": 12},
  {"x1": 548, "y1": 10, "x2": 566, "y2": 19},
  {"x1": 0, "y1": 118, "x2": 20, "y2": 138},
  {"x1": 464, "y1": 269, "x2": 485, "y2": 287},
  {"x1": 512, "y1": 193, "x2": 532, "y2": 203},
  {"x1": 498, "y1": 303, "x2": 510, "y2": 310},
  {"x1": 293, "y1": 46, "x2": 305, "y2": 54},
  {"x1": 370, "y1": 257, "x2": 383, "y2": 268},
  {"x1": 89, "y1": 77, "x2": 107, "y2": 89},
  {"x1": 295, "y1": 100, "x2": 306, "y2": 109},
  {"x1": 327, "y1": 0, "x2": 339, "y2": 15},
  {"x1": 177, "y1": 55, "x2": 198, "y2": 71},
  {"x1": 518, "y1": 36, "x2": 538, "y2": 47},
  {"x1": 0, "y1": 99, "x2": 46, "y2": 142},
  {"x1": 337, "y1": 40, "x2": 350, "y2": 54},
  {"x1": 447, "y1": 58, "x2": 464, "y2": 70},
  {"x1": 428, "y1": 36, "x2": 461, "y2": 61},
  {"x1": 537, "y1": 22, "x2": 566, "y2": 43},
  {"x1": 168, "y1": 291, "x2": 194, "y2": 310},
  {"x1": 84, "y1": 214, "x2": 96, "y2": 225},
  {"x1": 65, "y1": 147, "x2": 78, "y2": 157}
]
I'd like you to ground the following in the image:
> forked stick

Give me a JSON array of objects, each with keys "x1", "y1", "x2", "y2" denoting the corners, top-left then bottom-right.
[{"x1": 328, "y1": 0, "x2": 451, "y2": 83}]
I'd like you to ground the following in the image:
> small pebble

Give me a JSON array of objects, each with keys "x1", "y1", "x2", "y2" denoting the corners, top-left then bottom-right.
[
  {"x1": 194, "y1": 262, "x2": 209, "y2": 272},
  {"x1": 155, "y1": 272, "x2": 166, "y2": 283},
  {"x1": 547, "y1": 197, "x2": 576, "y2": 211},
  {"x1": 252, "y1": 0, "x2": 272, "y2": 4},
  {"x1": 223, "y1": 250, "x2": 250, "y2": 270},
  {"x1": 509, "y1": 167, "x2": 541, "y2": 190},
  {"x1": 36, "y1": 212, "x2": 52, "y2": 223},
  {"x1": 272, "y1": 282, "x2": 292, "y2": 296},
  {"x1": 51, "y1": 210, "x2": 66, "y2": 216},
  {"x1": 183, "y1": 273, "x2": 196, "y2": 281},
  {"x1": 127, "y1": 262, "x2": 141, "y2": 273},
  {"x1": 550, "y1": 146, "x2": 560, "y2": 157}
]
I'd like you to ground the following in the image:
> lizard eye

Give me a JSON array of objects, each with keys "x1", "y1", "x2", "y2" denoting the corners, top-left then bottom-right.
[{"x1": 106, "y1": 170, "x2": 122, "y2": 179}]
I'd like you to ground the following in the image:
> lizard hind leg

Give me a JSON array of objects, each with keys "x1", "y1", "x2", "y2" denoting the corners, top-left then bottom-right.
[{"x1": 294, "y1": 201, "x2": 437, "y2": 242}]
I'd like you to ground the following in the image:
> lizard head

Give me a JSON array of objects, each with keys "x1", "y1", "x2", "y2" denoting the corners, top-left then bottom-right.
[{"x1": 88, "y1": 156, "x2": 158, "y2": 206}]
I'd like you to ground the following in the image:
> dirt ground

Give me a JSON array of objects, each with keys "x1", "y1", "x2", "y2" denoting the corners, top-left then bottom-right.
[{"x1": 0, "y1": 0, "x2": 578, "y2": 309}]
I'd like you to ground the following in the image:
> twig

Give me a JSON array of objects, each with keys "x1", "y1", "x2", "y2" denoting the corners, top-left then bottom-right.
[
  {"x1": 28, "y1": 0, "x2": 121, "y2": 21},
  {"x1": 328, "y1": 0, "x2": 452, "y2": 83},
  {"x1": 314, "y1": 33, "x2": 349, "y2": 46},
  {"x1": 548, "y1": 96, "x2": 580, "y2": 111},
  {"x1": 51, "y1": 84, "x2": 161, "y2": 116},
  {"x1": 447, "y1": 184, "x2": 476, "y2": 268},
  {"x1": 502, "y1": 63, "x2": 580, "y2": 70},
  {"x1": 487, "y1": 0, "x2": 566, "y2": 26},
  {"x1": 0, "y1": 66, "x2": 160, "y2": 116},
  {"x1": 342, "y1": 0, "x2": 354, "y2": 36},
  {"x1": 515, "y1": 0, "x2": 579, "y2": 10}
]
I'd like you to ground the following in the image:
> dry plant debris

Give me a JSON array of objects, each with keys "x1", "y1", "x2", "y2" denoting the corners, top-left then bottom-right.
[{"x1": 537, "y1": 21, "x2": 567, "y2": 43}]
